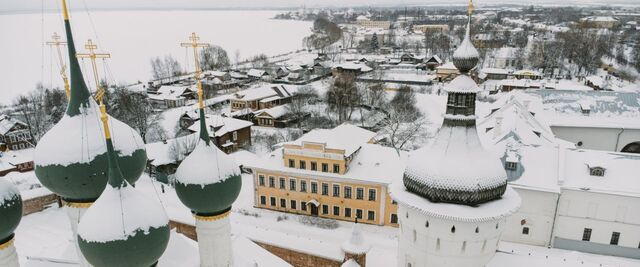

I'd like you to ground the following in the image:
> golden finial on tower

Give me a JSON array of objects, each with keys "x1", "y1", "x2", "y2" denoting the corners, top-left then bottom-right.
[
  {"x1": 46, "y1": 32, "x2": 71, "y2": 99},
  {"x1": 468, "y1": 0, "x2": 474, "y2": 16},
  {"x1": 76, "y1": 39, "x2": 111, "y2": 103},
  {"x1": 180, "y1": 32, "x2": 210, "y2": 109}
]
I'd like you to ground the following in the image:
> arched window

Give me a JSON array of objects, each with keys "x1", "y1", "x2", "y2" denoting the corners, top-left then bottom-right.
[
  {"x1": 451, "y1": 226, "x2": 456, "y2": 233},
  {"x1": 496, "y1": 223, "x2": 499, "y2": 229},
  {"x1": 475, "y1": 226, "x2": 479, "y2": 233},
  {"x1": 622, "y1": 142, "x2": 640, "y2": 154},
  {"x1": 425, "y1": 220, "x2": 429, "y2": 228}
]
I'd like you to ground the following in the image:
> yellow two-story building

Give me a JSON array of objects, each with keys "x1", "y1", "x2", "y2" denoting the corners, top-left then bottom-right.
[{"x1": 246, "y1": 124, "x2": 404, "y2": 227}]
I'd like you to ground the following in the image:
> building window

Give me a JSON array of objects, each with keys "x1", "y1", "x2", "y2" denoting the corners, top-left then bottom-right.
[
  {"x1": 322, "y1": 205, "x2": 329, "y2": 215},
  {"x1": 322, "y1": 163, "x2": 329, "y2": 172},
  {"x1": 344, "y1": 186, "x2": 352, "y2": 199},
  {"x1": 280, "y1": 199, "x2": 286, "y2": 208},
  {"x1": 311, "y1": 182, "x2": 318, "y2": 194},
  {"x1": 290, "y1": 200, "x2": 297, "y2": 210},
  {"x1": 299, "y1": 160, "x2": 306, "y2": 169},
  {"x1": 333, "y1": 184, "x2": 340, "y2": 197},
  {"x1": 522, "y1": 227, "x2": 529, "y2": 235},
  {"x1": 311, "y1": 161, "x2": 317, "y2": 171},
  {"x1": 279, "y1": 178, "x2": 286, "y2": 189},
  {"x1": 368, "y1": 211, "x2": 375, "y2": 221},
  {"x1": 582, "y1": 228, "x2": 592, "y2": 241},
  {"x1": 301, "y1": 202, "x2": 307, "y2": 211},
  {"x1": 425, "y1": 221, "x2": 429, "y2": 228},
  {"x1": 232, "y1": 131, "x2": 238, "y2": 141},
  {"x1": 356, "y1": 188, "x2": 364, "y2": 200},
  {"x1": 333, "y1": 206, "x2": 340, "y2": 216},
  {"x1": 258, "y1": 175, "x2": 265, "y2": 186},
  {"x1": 589, "y1": 167, "x2": 606, "y2": 177},
  {"x1": 260, "y1": 196, "x2": 266, "y2": 205},
  {"x1": 289, "y1": 178, "x2": 296, "y2": 191},
  {"x1": 505, "y1": 161, "x2": 517, "y2": 170},
  {"x1": 451, "y1": 226, "x2": 456, "y2": 233},
  {"x1": 368, "y1": 188, "x2": 377, "y2": 201},
  {"x1": 333, "y1": 164, "x2": 340, "y2": 173},
  {"x1": 300, "y1": 180, "x2": 307, "y2": 192},
  {"x1": 270, "y1": 197, "x2": 276, "y2": 206},
  {"x1": 322, "y1": 183, "x2": 329, "y2": 195},
  {"x1": 391, "y1": 214, "x2": 398, "y2": 224},
  {"x1": 289, "y1": 159, "x2": 295, "y2": 168},
  {"x1": 392, "y1": 200, "x2": 397, "y2": 205},
  {"x1": 610, "y1": 232, "x2": 620, "y2": 245},
  {"x1": 269, "y1": 176, "x2": 275, "y2": 188},
  {"x1": 356, "y1": 209, "x2": 363, "y2": 219},
  {"x1": 345, "y1": 208, "x2": 352, "y2": 218}
]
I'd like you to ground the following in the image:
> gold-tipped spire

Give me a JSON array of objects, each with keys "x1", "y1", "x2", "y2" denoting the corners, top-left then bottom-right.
[
  {"x1": 46, "y1": 32, "x2": 71, "y2": 99},
  {"x1": 468, "y1": 0, "x2": 474, "y2": 16},
  {"x1": 61, "y1": 0, "x2": 70, "y2": 20},
  {"x1": 180, "y1": 32, "x2": 210, "y2": 109},
  {"x1": 76, "y1": 39, "x2": 111, "y2": 103}
]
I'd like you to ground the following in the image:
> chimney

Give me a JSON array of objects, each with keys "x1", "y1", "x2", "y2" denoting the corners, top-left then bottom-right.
[{"x1": 494, "y1": 116, "x2": 503, "y2": 139}]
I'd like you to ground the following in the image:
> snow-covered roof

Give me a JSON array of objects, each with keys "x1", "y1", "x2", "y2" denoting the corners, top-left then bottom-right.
[
  {"x1": 495, "y1": 47, "x2": 519, "y2": 59},
  {"x1": 391, "y1": 182, "x2": 521, "y2": 223},
  {"x1": 285, "y1": 124, "x2": 376, "y2": 156},
  {"x1": 585, "y1": 75, "x2": 604, "y2": 88},
  {"x1": 505, "y1": 145, "x2": 563, "y2": 193},
  {"x1": 436, "y1": 61, "x2": 457, "y2": 70},
  {"x1": 481, "y1": 68, "x2": 510, "y2": 75},
  {"x1": 187, "y1": 114, "x2": 253, "y2": 138},
  {"x1": 247, "y1": 69, "x2": 268, "y2": 78},
  {"x1": 513, "y1": 70, "x2": 542, "y2": 76},
  {"x1": 255, "y1": 105, "x2": 290, "y2": 119},
  {"x1": 146, "y1": 134, "x2": 199, "y2": 166},
  {"x1": 581, "y1": 16, "x2": 618, "y2": 22},
  {"x1": 333, "y1": 62, "x2": 373, "y2": 73},
  {"x1": 562, "y1": 149, "x2": 640, "y2": 197},
  {"x1": 341, "y1": 223, "x2": 370, "y2": 255},
  {"x1": 0, "y1": 115, "x2": 27, "y2": 135},
  {"x1": 445, "y1": 75, "x2": 480, "y2": 93},
  {"x1": 0, "y1": 147, "x2": 34, "y2": 172},
  {"x1": 526, "y1": 90, "x2": 640, "y2": 129},
  {"x1": 232, "y1": 85, "x2": 294, "y2": 102},
  {"x1": 248, "y1": 143, "x2": 404, "y2": 185}
]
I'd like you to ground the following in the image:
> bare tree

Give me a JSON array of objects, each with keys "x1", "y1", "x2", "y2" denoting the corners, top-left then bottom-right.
[
  {"x1": 287, "y1": 85, "x2": 318, "y2": 127},
  {"x1": 200, "y1": 46, "x2": 231, "y2": 71},
  {"x1": 107, "y1": 87, "x2": 157, "y2": 142},
  {"x1": 13, "y1": 84, "x2": 48, "y2": 143},
  {"x1": 380, "y1": 86, "x2": 428, "y2": 152},
  {"x1": 168, "y1": 134, "x2": 199, "y2": 163},
  {"x1": 325, "y1": 74, "x2": 361, "y2": 123}
]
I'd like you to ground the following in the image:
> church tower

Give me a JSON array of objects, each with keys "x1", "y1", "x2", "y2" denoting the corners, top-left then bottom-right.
[
  {"x1": 174, "y1": 32, "x2": 242, "y2": 267},
  {"x1": 390, "y1": 1, "x2": 521, "y2": 266},
  {"x1": 33, "y1": 0, "x2": 148, "y2": 265}
]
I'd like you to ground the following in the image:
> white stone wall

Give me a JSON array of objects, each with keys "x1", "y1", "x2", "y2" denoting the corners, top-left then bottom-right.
[
  {"x1": 553, "y1": 190, "x2": 640, "y2": 249},
  {"x1": 397, "y1": 204, "x2": 507, "y2": 267},
  {"x1": 550, "y1": 126, "x2": 640, "y2": 152},
  {"x1": 501, "y1": 188, "x2": 559, "y2": 246}
]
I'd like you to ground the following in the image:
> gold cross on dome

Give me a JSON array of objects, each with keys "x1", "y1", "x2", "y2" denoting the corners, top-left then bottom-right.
[
  {"x1": 46, "y1": 32, "x2": 70, "y2": 99},
  {"x1": 76, "y1": 39, "x2": 111, "y2": 103},
  {"x1": 180, "y1": 32, "x2": 210, "y2": 108}
]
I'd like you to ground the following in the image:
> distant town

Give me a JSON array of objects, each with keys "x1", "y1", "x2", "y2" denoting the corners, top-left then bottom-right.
[{"x1": 1, "y1": 2, "x2": 640, "y2": 267}]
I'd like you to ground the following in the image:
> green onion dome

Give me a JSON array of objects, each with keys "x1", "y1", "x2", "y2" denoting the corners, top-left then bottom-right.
[
  {"x1": 34, "y1": 17, "x2": 146, "y2": 203},
  {"x1": 77, "y1": 117, "x2": 169, "y2": 267},
  {"x1": 0, "y1": 179, "x2": 22, "y2": 244},
  {"x1": 174, "y1": 109, "x2": 241, "y2": 216}
]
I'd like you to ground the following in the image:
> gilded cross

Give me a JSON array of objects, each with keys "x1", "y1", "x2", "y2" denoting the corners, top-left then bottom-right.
[
  {"x1": 180, "y1": 32, "x2": 210, "y2": 108},
  {"x1": 76, "y1": 39, "x2": 111, "y2": 103},
  {"x1": 46, "y1": 32, "x2": 70, "y2": 98}
]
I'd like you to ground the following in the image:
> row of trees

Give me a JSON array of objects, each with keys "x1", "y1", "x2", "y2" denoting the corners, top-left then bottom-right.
[{"x1": 303, "y1": 17, "x2": 343, "y2": 52}]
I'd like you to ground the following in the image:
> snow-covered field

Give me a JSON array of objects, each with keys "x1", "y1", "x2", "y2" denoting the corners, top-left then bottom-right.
[{"x1": 0, "y1": 9, "x2": 312, "y2": 105}]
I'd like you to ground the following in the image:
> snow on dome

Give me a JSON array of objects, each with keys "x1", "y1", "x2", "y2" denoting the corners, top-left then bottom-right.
[
  {"x1": 452, "y1": 24, "x2": 479, "y2": 73},
  {"x1": 404, "y1": 125, "x2": 508, "y2": 205},
  {"x1": 445, "y1": 75, "x2": 480, "y2": 94},
  {"x1": 341, "y1": 259, "x2": 361, "y2": 267},
  {"x1": 77, "y1": 184, "x2": 169, "y2": 242},
  {"x1": 34, "y1": 100, "x2": 144, "y2": 166},
  {"x1": 174, "y1": 140, "x2": 239, "y2": 186},
  {"x1": 341, "y1": 223, "x2": 370, "y2": 255},
  {"x1": 0, "y1": 178, "x2": 19, "y2": 206}
]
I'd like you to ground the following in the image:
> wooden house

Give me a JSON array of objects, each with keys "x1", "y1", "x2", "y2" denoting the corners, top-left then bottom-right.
[{"x1": 0, "y1": 115, "x2": 34, "y2": 151}]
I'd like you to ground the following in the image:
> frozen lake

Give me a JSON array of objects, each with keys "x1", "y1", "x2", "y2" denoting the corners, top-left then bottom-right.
[{"x1": 0, "y1": 9, "x2": 311, "y2": 105}]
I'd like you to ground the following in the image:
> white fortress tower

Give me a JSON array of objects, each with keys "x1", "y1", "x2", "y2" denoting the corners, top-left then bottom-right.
[{"x1": 390, "y1": 1, "x2": 521, "y2": 266}]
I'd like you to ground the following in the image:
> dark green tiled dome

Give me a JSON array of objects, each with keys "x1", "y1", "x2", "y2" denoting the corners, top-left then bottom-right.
[{"x1": 0, "y1": 179, "x2": 22, "y2": 243}]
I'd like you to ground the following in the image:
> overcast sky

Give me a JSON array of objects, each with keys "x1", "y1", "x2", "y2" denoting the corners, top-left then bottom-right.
[{"x1": 1, "y1": 0, "x2": 638, "y2": 13}]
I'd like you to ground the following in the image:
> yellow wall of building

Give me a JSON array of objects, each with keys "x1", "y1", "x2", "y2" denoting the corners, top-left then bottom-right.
[{"x1": 254, "y1": 169, "x2": 398, "y2": 227}]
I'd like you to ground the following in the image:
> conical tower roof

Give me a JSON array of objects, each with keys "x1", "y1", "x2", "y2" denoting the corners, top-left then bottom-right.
[
  {"x1": 34, "y1": 0, "x2": 147, "y2": 203},
  {"x1": 0, "y1": 179, "x2": 22, "y2": 244},
  {"x1": 77, "y1": 104, "x2": 169, "y2": 267},
  {"x1": 341, "y1": 223, "x2": 370, "y2": 255},
  {"x1": 403, "y1": 1, "x2": 507, "y2": 205},
  {"x1": 174, "y1": 91, "x2": 241, "y2": 216}
]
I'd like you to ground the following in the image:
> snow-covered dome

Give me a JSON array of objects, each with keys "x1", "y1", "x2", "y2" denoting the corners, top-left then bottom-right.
[
  {"x1": 174, "y1": 109, "x2": 241, "y2": 216},
  {"x1": 341, "y1": 223, "x2": 370, "y2": 255},
  {"x1": 444, "y1": 75, "x2": 480, "y2": 94},
  {"x1": 452, "y1": 23, "x2": 479, "y2": 73},
  {"x1": 0, "y1": 179, "x2": 22, "y2": 243},
  {"x1": 34, "y1": 19, "x2": 146, "y2": 203},
  {"x1": 77, "y1": 113, "x2": 169, "y2": 267}
]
